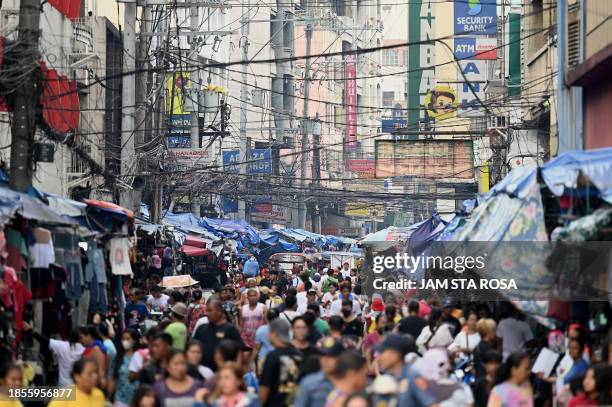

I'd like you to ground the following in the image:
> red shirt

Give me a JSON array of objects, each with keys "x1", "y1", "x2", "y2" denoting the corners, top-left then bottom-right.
[{"x1": 567, "y1": 393, "x2": 598, "y2": 407}]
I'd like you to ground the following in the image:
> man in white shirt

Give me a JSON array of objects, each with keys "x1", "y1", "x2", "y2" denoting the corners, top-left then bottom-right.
[
  {"x1": 146, "y1": 286, "x2": 170, "y2": 312},
  {"x1": 329, "y1": 283, "x2": 361, "y2": 316},
  {"x1": 496, "y1": 313, "x2": 534, "y2": 360},
  {"x1": 340, "y1": 262, "x2": 351, "y2": 279}
]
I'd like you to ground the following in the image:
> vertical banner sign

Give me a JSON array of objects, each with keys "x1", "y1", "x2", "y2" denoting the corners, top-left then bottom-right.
[
  {"x1": 454, "y1": 0, "x2": 497, "y2": 36},
  {"x1": 508, "y1": 13, "x2": 521, "y2": 97},
  {"x1": 344, "y1": 53, "x2": 357, "y2": 147},
  {"x1": 408, "y1": 0, "x2": 435, "y2": 130},
  {"x1": 458, "y1": 60, "x2": 486, "y2": 115}
]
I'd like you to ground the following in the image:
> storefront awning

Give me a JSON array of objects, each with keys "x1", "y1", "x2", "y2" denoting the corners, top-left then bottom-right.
[{"x1": 182, "y1": 245, "x2": 210, "y2": 257}]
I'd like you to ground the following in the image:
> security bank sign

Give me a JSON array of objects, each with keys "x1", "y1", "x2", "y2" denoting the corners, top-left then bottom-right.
[{"x1": 454, "y1": 0, "x2": 497, "y2": 36}]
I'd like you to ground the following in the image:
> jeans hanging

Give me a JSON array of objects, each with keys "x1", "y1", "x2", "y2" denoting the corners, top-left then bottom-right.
[
  {"x1": 89, "y1": 273, "x2": 108, "y2": 314},
  {"x1": 63, "y1": 252, "x2": 83, "y2": 301}
]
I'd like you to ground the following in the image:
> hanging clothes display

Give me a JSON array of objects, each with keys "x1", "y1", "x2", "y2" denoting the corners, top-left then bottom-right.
[
  {"x1": 85, "y1": 241, "x2": 106, "y2": 283},
  {"x1": 5, "y1": 227, "x2": 28, "y2": 272},
  {"x1": 29, "y1": 227, "x2": 55, "y2": 268},
  {"x1": 108, "y1": 237, "x2": 133, "y2": 276},
  {"x1": 53, "y1": 231, "x2": 84, "y2": 301}
]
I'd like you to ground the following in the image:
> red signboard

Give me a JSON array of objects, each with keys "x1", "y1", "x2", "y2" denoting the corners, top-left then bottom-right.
[
  {"x1": 344, "y1": 53, "x2": 357, "y2": 147},
  {"x1": 346, "y1": 159, "x2": 375, "y2": 178},
  {"x1": 48, "y1": 0, "x2": 81, "y2": 22}
]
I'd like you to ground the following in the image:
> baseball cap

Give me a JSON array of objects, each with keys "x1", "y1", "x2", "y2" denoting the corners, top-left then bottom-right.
[
  {"x1": 307, "y1": 288, "x2": 317, "y2": 295},
  {"x1": 442, "y1": 299, "x2": 455, "y2": 308},
  {"x1": 375, "y1": 334, "x2": 411, "y2": 356},
  {"x1": 318, "y1": 337, "x2": 345, "y2": 357},
  {"x1": 371, "y1": 297, "x2": 384, "y2": 312}
]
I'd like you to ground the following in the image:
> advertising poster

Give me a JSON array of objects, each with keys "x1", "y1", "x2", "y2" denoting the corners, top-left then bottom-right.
[
  {"x1": 424, "y1": 85, "x2": 459, "y2": 120},
  {"x1": 375, "y1": 140, "x2": 474, "y2": 179},
  {"x1": 454, "y1": 0, "x2": 498, "y2": 36}
]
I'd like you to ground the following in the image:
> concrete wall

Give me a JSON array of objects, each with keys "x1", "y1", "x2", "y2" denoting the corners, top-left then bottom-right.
[
  {"x1": 585, "y1": 0, "x2": 612, "y2": 60},
  {"x1": 584, "y1": 79, "x2": 612, "y2": 149}
]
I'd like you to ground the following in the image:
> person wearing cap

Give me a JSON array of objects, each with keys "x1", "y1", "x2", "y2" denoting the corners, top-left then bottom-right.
[
  {"x1": 297, "y1": 287, "x2": 321, "y2": 315},
  {"x1": 375, "y1": 334, "x2": 438, "y2": 407},
  {"x1": 441, "y1": 299, "x2": 462, "y2": 337},
  {"x1": 164, "y1": 302, "x2": 188, "y2": 350},
  {"x1": 294, "y1": 338, "x2": 345, "y2": 407},
  {"x1": 366, "y1": 297, "x2": 385, "y2": 334},
  {"x1": 259, "y1": 319, "x2": 303, "y2": 407}
]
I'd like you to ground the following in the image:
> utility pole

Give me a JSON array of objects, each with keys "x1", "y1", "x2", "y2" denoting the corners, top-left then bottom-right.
[
  {"x1": 238, "y1": 0, "x2": 250, "y2": 221},
  {"x1": 189, "y1": 3, "x2": 201, "y2": 217},
  {"x1": 134, "y1": 2, "x2": 152, "y2": 212},
  {"x1": 311, "y1": 114, "x2": 321, "y2": 233},
  {"x1": 120, "y1": 1, "x2": 137, "y2": 208},
  {"x1": 298, "y1": 24, "x2": 313, "y2": 229},
  {"x1": 9, "y1": 0, "x2": 41, "y2": 192}
]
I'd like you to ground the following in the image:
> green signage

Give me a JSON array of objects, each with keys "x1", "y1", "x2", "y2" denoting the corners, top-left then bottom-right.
[
  {"x1": 508, "y1": 12, "x2": 521, "y2": 97},
  {"x1": 407, "y1": 0, "x2": 435, "y2": 131}
]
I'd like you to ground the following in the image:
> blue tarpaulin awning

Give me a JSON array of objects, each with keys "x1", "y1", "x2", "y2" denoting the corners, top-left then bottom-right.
[{"x1": 0, "y1": 187, "x2": 77, "y2": 226}]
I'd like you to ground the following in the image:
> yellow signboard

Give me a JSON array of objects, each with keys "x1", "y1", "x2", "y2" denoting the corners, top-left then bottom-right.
[
  {"x1": 345, "y1": 203, "x2": 384, "y2": 218},
  {"x1": 166, "y1": 73, "x2": 191, "y2": 114},
  {"x1": 424, "y1": 85, "x2": 458, "y2": 120}
]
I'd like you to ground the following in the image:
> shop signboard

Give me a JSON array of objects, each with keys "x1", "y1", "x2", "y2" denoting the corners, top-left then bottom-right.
[
  {"x1": 454, "y1": 0, "x2": 497, "y2": 36},
  {"x1": 346, "y1": 159, "x2": 375, "y2": 178},
  {"x1": 344, "y1": 53, "x2": 357, "y2": 147},
  {"x1": 375, "y1": 140, "x2": 474, "y2": 179},
  {"x1": 166, "y1": 73, "x2": 191, "y2": 114},
  {"x1": 458, "y1": 60, "x2": 486, "y2": 116},
  {"x1": 454, "y1": 37, "x2": 497, "y2": 60},
  {"x1": 222, "y1": 148, "x2": 272, "y2": 174},
  {"x1": 250, "y1": 199, "x2": 288, "y2": 224},
  {"x1": 381, "y1": 117, "x2": 409, "y2": 133},
  {"x1": 408, "y1": 0, "x2": 435, "y2": 126}
]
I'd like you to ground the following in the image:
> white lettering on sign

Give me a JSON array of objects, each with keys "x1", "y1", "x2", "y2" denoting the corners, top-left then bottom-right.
[
  {"x1": 456, "y1": 16, "x2": 495, "y2": 34},
  {"x1": 419, "y1": 0, "x2": 435, "y2": 120},
  {"x1": 458, "y1": 60, "x2": 486, "y2": 116}
]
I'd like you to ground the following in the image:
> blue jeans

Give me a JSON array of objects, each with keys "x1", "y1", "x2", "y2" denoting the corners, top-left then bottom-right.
[{"x1": 89, "y1": 274, "x2": 108, "y2": 314}]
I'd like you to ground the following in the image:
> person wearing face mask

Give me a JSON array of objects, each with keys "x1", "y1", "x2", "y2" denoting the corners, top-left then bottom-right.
[
  {"x1": 110, "y1": 329, "x2": 140, "y2": 407},
  {"x1": 340, "y1": 299, "x2": 364, "y2": 347}
]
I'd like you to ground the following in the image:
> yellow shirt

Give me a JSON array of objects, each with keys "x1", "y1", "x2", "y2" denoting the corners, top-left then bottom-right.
[
  {"x1": 48, "y1": 387, "x2": 105, "y2": 407},
  {"x1": 0, "y1": 399, "x2": 24, "y2": 407}
]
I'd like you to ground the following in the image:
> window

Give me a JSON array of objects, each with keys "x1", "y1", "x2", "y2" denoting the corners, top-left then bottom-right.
[
  {"x1": 382, "y1": 49, "x2": 399, "y2": 66},
  {"x1": 382, "y1": 91, "x2": 394, "y2": 107},
  {"x1": 403, "y1": 49, "x2": 408, "y2": 66},
  {"x1": 334, "y1": 106, "x2": 345, "y2": 127}
]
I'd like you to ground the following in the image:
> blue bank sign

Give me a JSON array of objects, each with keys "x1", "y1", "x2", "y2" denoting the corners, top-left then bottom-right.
[
  {"x1": 381, "y1": 118, "x2": 408, "y2": 133},
  {"x1": 223, "y1": 148, "x2": 272, "y2": 174},
  {"x1": 454, "y1": 0, "x2": 497, "y2": 35}
]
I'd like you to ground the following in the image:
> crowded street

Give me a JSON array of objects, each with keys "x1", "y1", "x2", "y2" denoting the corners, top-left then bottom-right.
[{"x1": 0, "y1": 0, "x2": 611, "y2": 406}]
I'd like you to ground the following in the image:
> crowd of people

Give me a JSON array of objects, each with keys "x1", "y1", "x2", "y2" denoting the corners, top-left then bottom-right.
[{"x1": 0, "y1": 258, "x2": 610, "y2": 407}]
